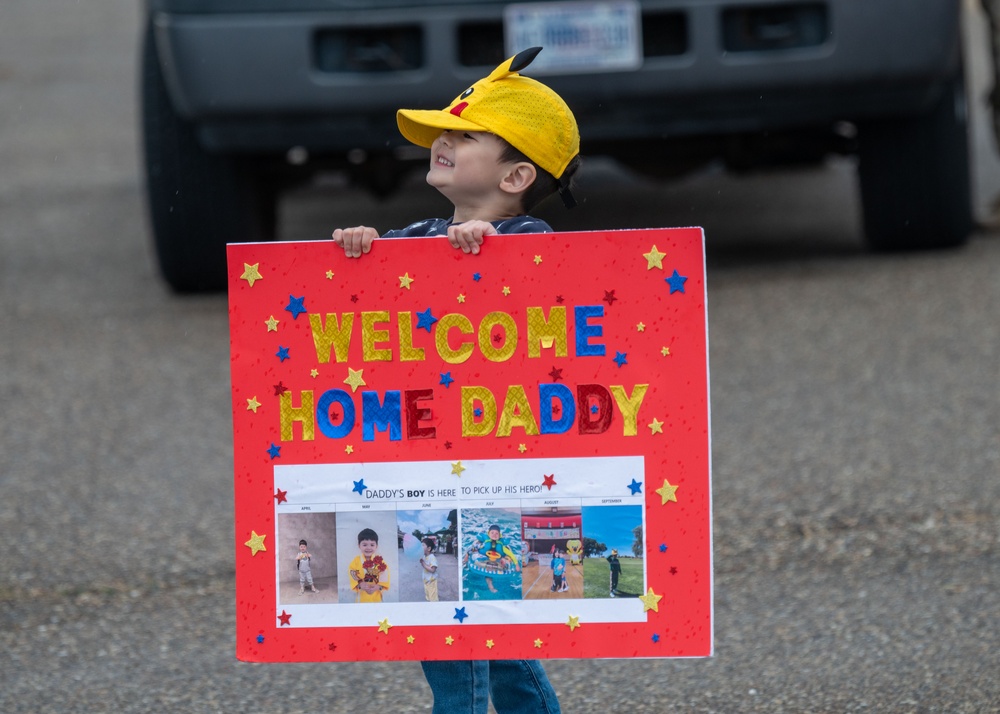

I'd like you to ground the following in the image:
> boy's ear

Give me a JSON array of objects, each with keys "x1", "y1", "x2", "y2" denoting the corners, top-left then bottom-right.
[{"x1": 499, "y1": 162, "x2": 536, "y2": 196}]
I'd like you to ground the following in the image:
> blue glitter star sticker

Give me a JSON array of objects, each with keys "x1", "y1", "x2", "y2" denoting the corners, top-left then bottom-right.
[
  {"x1": 276, "y1": 346, "x2": 290, "y2": 362},
  {"x1": 440, "y1": 372, "x2": 454, "y2": 388},
  {"x1": 267, "y1": 443, "x2": 281, "y2": 460},
  {"x1": 416, "y1": 307, "x2": 438, "y2": 332},
  {"x1": 257, "y1": 634, "x2": 265, "y2": 644},
  {"x1": 285, "y1": 295, "x2": 307, "y2": 319},
  {"x1": 454, "y1": 607, "x2": 468, "y2": 623},
  {"x1": 473, "y1": 272, "x2": 482, "y2": 282},
  {"x1": 665, "y1": 270, "x2": 688, "y2": 294},
  {"x1": 628, "y1": 478, "x2": 643, "y2": 495},
  {"x1": 651, "y1": 633, "x2": 660, "y2": 643},
  {"x1": 613, "y1": 351, "x2": 628, "y2": 367},
  {"x1": 352, "y1": 479, "x2": 366, "y2": 495},
  {"x1": 659, "y1": 543, "x2": 668, "y2": 553},
  {"x1": 590, "y1": 404, "x2": 599, "y2": 415},
  {"x1": 474, "y1": 408, "x2": 483, "y2": 417}
]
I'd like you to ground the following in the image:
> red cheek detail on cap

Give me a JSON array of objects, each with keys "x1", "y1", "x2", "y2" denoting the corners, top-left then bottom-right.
[{"x1": 450, "y1": 102, "x2": 469, "y2": 117}]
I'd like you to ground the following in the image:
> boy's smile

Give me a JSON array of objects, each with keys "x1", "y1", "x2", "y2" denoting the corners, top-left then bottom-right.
[{"x1": 427, "y1": 130, "x2": 513, "y2": 211}]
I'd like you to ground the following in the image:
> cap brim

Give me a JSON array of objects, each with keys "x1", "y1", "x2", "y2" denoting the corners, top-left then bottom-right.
[{"x1": 397, "y1": 108, "x2": 489, "y2": 149}]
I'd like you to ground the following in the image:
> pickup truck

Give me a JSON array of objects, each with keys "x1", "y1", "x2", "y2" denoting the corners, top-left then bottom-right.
[{"x1": 142, "y1": 0, "x2": 971, "y2": 291}]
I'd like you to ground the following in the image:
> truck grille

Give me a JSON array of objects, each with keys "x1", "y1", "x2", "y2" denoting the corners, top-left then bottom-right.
[{"x1": 314, "y1": 26, "x2": 424, "y2": 73}]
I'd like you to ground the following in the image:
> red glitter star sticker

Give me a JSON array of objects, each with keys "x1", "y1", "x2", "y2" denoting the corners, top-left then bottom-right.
[
  {"x1": 555, "y1": 295, "x2": 564, "y2": 304},
  {"x1": 350, "y1": 294, "x2": 359, "y2": 303},
  {"x1": 328, "y1": 642, "x2": 338, "y2": 652},
  {"x1": 548, "y1": 367, "x2": 563, "y2": 382},
  {"x1": 274, "y1": 488, "x2": 287, "y2": 504},
  {"x1": 273, "y1": 382, "x2": 288, "y2": 396},
  {"x1": 542, "y1": 474, "x2": 557, "y2": 490},
  {"x1": 444, "y1": 441, "x2": 453, "y2": 449},
  {"x1": 603, "y1": 289, "x2": 618, "y2": 306},
  {"x1": 278, "y1": 610, "x2": 292, "y2": 626}
]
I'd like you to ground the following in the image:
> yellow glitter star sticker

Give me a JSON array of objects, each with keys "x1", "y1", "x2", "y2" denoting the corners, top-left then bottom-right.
[
  {"x1": 407, "y1": 635, "x2": 416, "y2": 644},
  {"x1": 326, "y1": 269, "x2": 335, "y2": 279},
  {"x1": 648, "y1": 418, "x2": 664, "y2": 435},
  {"x1": 399, "y1": 272, "x2": 414, "y2": 290},
  {"x1": 502, "y1": 286, "x2": 511, "y2": 296},
  {"x1": 533, "y1": 255, "x2": 543, "y2": 265},
  {"x1": 655, "y1": 479, "x2": 679, "y2": 504},
  {"x1": 451, "y1": 461, "x2": 466, "y2": 477},
  {"x1": 246, "y1": 396, "x2": 261, "y2": 413},
  {"x1": 485, "y1": 639, "x2": 495, "y2": 649},
  {"x1": 244, "y1": 531, "x2": 266, "y2": 556},
  {"x1": 643, "y1": 245, "x2": 666, "y2": 270},
  {"x1": 445, "y1": 635, "x2": 455, "y2": 646},
  {"x1": 310, "y1": 369, "x2": 319, "y2": 378},
  {"x1": 636, "y1": 322, "x2": 646, "y2": 332},
  {"x1": 240, "y1": 262, "x2": 263, "y2": 286},
  {"x1": 566, "y1": 615, "x2": 581, "y2": 631},
  {"x1": 639, "y1": 587, "x2": 663, "y2": 612},
  {"x1": 533, "y1": 638, "x2": 543, "y2": 648},
  {"x1": 457, "y1": 294, "x2": 466, "y2": 303},
  {"x1": 344, "y1": 367, "x2": 366, "y2": 392},
  {"x1": 378, "y1": 618, "x2": 392, "y2": 634},
  {"x1": 518, "y1": 443, "x2": 527, "y2": 453},
  {"x1": 265, "y1": 315, "x2": 279, "y2": 332},
  {"x1": 345, "y1": 444, "x2": 354, "y2": 454},
  {"x1": 661, "y1": 346, "x2": 671, "y2": 356}
]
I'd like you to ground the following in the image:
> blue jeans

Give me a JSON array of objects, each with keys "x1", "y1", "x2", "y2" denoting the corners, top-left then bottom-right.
[{"x1": 421, "y1": 659, "x2": 560, "y2": 714}]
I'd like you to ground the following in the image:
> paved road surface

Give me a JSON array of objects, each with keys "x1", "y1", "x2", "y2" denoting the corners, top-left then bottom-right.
[{"x1": 1, "y1": 1, "x2": 998, "y2": 711}]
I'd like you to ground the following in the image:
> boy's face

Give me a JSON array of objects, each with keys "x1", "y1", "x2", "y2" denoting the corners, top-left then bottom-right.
[
  {"x1": 426, "y1": 131, "x2": 516, "y2": 206},
  {"x1": 422, "y1": 542, "x2": 431, "y2": 555},
  {"x1": 299, "y1": 544, "x2": 307, "y2": 552},
  {"x1": 359, "y1": 539, "x2": 378, "y2": 556},
  {"x1": 488, "y1": 528, "x2": 501, "y2": 540}
]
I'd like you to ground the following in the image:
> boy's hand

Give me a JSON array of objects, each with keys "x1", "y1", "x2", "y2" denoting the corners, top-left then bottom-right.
[
  {"x1": 447, "y1": 220, "x2": 496, "y2": 254},
  {"x1": 332, "y1": 226, "x2": 378, "y2": 258}
]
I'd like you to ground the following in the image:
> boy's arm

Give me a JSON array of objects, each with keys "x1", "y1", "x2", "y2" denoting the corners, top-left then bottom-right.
[{"x1": 332, "y1": 226, "x2": 378, "y2": 258}]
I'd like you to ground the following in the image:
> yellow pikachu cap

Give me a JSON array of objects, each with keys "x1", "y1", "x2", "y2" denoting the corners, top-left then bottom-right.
[{"x1": 397, "y1": 47, "x2": 580, "y2": 179}]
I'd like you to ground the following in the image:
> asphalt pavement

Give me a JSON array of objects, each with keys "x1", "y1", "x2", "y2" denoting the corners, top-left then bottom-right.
[{"x1": 1, "y1": 1, "x2": 998, "y2": 712}]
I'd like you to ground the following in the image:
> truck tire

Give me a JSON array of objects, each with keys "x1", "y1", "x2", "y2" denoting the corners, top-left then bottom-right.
[
  {"x1": 141, "y1": 22, "x2": 276, "y2": 292},
  {"x1": 858, "y1": 66, "x2": 972, "y2": 251}
]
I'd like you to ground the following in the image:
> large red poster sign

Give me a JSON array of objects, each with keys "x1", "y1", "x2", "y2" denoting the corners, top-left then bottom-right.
[{"x1": 228, "y1": 228, "x2": 712, "y2": 662}]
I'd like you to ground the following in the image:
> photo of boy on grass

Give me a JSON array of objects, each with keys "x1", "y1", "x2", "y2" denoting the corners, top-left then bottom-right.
[{"x1": 580, "y1": 505, "x2": 644, "y2": 599}]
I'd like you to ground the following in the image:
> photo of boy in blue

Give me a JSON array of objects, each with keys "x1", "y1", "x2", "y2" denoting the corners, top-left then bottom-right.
[
  {"x1": 550, "y1": 548, "x2": 567, "y2": 593},
  {"x1": 330, "y1": 45, "x2": 577, "y2": 714}
]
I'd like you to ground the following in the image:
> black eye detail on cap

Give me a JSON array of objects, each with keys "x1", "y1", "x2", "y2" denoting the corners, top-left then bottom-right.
[{"x1": 460, "y1": 87, "x2": 475, "y2": 100}]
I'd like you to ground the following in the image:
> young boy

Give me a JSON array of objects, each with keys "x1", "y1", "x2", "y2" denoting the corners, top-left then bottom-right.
[
  {"x1": 550, "y1": 548, "x2": 567, "y2": 593},
  {"x1": 295, "y1": 539, "x2": 319, "y2": 595},
  {"x1": 348, "y1": 528, "x2": 390, "y2": 603},
  {"x1": 419, "y1": 537, "x2": 439, "y2": 602},
  {"x1": 331, "y1": 47, "x2": 573, "y2": 714},
  {"x1": 607, "y1": 548, "x2": 622, "y2": 597},
  {"x1": 465, "y1": 524, "x2": 522, "y2": 594},
  {"x1": 332, "y1": 45, "x2": 580, "y2": 260}
]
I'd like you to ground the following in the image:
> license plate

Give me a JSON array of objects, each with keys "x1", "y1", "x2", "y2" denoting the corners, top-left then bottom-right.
[{"x1": 504, "y1": 0, "x2": 642, "y2": 75}]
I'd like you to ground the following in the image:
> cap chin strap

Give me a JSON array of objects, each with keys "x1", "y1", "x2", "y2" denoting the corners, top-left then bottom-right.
[{"x1": 558, "y1": 175, "x2": 577, "y2": 209}]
